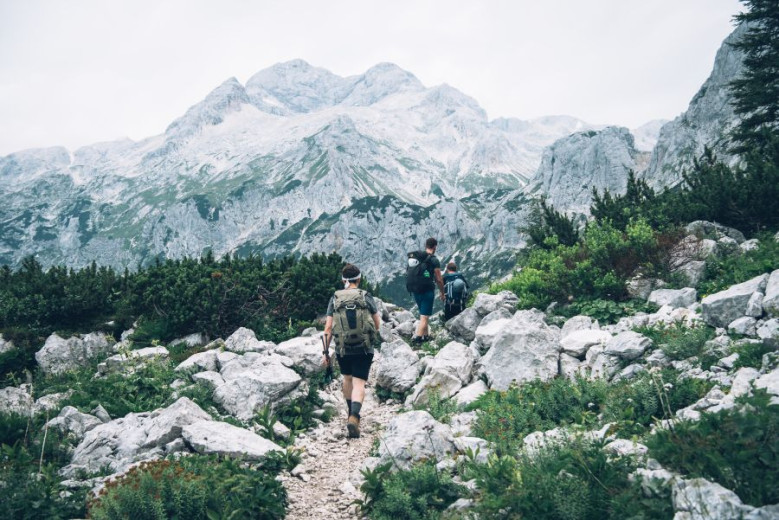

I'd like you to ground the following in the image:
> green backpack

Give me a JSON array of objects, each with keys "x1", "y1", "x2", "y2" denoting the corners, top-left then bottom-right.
[{"x1": 331, "y1": 289, "x2": 376, "y2": 356}]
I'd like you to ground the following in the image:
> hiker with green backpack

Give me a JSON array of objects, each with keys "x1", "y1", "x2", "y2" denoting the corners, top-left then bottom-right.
[
  {"x1": 322, "y1": 263, "x2": 381, "y2": 438},
  {"x1": 406, "y1": 237, "x2": 445, "y2": 344}
]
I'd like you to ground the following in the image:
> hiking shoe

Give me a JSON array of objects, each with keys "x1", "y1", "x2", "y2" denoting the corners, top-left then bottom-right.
[
  {"x1": 347, "y1": 415, "x2": 360, "y2": 438},
  {"x1": 411, "y1": 336, "x2": 424, "y2": 345}
]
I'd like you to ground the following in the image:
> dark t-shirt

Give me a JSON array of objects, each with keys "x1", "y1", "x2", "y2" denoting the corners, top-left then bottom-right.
[
  {"x1": 417, "y1": 254, "x2": 441, "y2": 292},
  {"x1": 326, "y1": 290, "x2": 379, "y2": 317}
]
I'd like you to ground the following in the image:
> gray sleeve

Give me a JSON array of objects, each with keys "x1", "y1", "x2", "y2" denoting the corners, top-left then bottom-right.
[
  {"x1": 365, "y1": 293, "x2": 379, "y2": 315},
  {"x1": 326, "y1": 296, "x2": 335, "y2": 317}
]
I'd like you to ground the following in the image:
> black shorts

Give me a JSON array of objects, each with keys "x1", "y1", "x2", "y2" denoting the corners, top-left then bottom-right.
[{"x1": 336, "y1": 353, "x2": 374, "y2": 381}]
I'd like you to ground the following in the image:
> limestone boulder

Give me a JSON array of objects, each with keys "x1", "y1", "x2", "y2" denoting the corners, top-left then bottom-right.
[
  {"x1": 445, "y1": 308, "x2": 483, "y2": 344},
  {"x1": 757, "y1": 319, "x2": 779, "y2": 341},
  {"x1": 672, "y1": 478, "x2": 754, "y2": 520},
  {"x1": 701, "y1": 274, "x2": 769, "y2": 328},
  {"x1": 374, "y1": 339, "x2": 421, "y2": 393},
  {"x1": 727, "y1": 317, "x2": 757, "y2": 337},
  {"x1": 478, "y1": 314, "x2": 560, "y2": 390},
  {"x1": 472, "y1": 313, "x2": 512, "y2": 354},
  {"x1": 406, "y1": 342, "x2": 474, "y2": 406},
  {"x1": 603, "y1": 331, "x2": 652, "y2": 360},
  {"x1": 560, "y1": 329, "x2": 612, "y2": 358},
  {"x1": 61, "y1": 397, "x2": 212, "y2": 478},
  {"x1": 274, "y1": 335, "x2": 327, "y2": 376},
  {"x1": 97, "y1": 347, "x2": 169, "y2": 375},
  {"x1": 36, "y1": 332, "x2": 113, "y2": 375},
  {"x1": 224, "y1": 327, "x2": 274, "y2": 354},
  {"x1": 0, "y1": 385, "x2": 33, "y2": 416},
  {"x1": 46, "y1": 406, "x2": 102, "y2": 441},
  {"x1": 175, "y1": 349, "x2": 219, "y2": 373},
  {"x1": 0, "y1": 334, "x2": 14, "y2": 355},
  {"x1": 214, "y1": 352, "x2": 305, "y2": 421},
  {"x1": 762, "y1": 269, "x2": 779, "y2": 317},
  {"x1": 648, "y1": 288, "x2": 697, "y2": 309},
  {"x1": 470, "y1": 291, "x2": 519, "y2": 317},
  {"x1": 561, "y1": 315, "x2": 600, "y2": 337},
  {"x1": 685, "y1": 221, "x2": 746, "y2": 243},
  {"x1": 454, "y1": 380, "x2": 488, "y2": 408},
  {"x1": 182, "y1": 420, "x2": 283, "y2": 460},
  {"x1": 378, "y1": 411, "x2": 456, "y2": 470}
]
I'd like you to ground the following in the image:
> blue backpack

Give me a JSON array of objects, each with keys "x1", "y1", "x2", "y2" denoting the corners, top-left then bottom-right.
[{"x1": 444, "y1": 273, "x2": 468, "y2": 306}]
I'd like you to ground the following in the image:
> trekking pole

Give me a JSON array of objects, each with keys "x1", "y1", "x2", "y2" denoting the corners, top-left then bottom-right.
[{"x1": 322, "y1": 334, "x2": 333, "y2": 383}]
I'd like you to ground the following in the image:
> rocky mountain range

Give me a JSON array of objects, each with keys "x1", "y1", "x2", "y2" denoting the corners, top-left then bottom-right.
[{"x1": 0, "y1": 23, "x2": 748, "y2": 298}]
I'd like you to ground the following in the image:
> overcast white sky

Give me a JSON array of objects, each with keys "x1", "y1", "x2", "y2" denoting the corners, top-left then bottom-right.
[{"x1": 0, "y1": 0, "x2": 743, "y2": 156}]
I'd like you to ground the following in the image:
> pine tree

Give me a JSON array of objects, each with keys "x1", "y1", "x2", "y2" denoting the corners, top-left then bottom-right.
[{"x1": 729, "y1": 0, "x2": 779, "y2": 151}]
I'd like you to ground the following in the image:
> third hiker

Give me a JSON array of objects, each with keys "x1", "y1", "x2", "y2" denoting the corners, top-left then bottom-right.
[
  {"x1": 443, "y1": 261, "x2": 469, "y2": 321},
  {"x1": 323, "y1": 263, "x2": 380, "y2": 438},
  {"x1": 406, "y1": 237, "x2": 445, "y2": 344}
]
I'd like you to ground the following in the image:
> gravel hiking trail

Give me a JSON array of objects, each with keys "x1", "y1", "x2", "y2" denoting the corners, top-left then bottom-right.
[{"x1": 280, "y1": 369, "x2": 400, "y2": 520}]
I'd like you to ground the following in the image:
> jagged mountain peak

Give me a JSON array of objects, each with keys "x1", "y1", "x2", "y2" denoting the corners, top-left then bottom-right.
[
  {"x1": 340, "y1": 62, "x2": 424, "y2": 106},
  {"x1": 164, "y1": 77, "x2": 249, "y2": 139}
]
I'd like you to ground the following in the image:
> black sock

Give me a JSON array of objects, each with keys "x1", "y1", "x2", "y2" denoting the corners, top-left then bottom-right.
[
  {"x1": 350, "y1": 401, "x2": 362, "y2": 419},
  {"x1": 346, "y1": 399, "x2": 352, "y2": 416}
]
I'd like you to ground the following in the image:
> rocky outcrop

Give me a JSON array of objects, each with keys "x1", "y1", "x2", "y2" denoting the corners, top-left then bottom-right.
[
  {"x1": 526, "y1": 127, "x2": 644, "y2": 215},
  {"x1": 274, "y1": 334, "x2": 328, "y2": 376},
  {"x1": 224, "y1": 327, "x2": 275, "y2": 354},
  {"x1": 182, "y1": 420, "x2": 283, "y2": 460},
  {"x1": 477, "y1": 311, "x2": 561, "y2": 390},
  {"x1": 377, "y1": 411, "x2": 456, "y2": 470},
  {"x1": 642, "y1": 24, "x2": 748, "y2": 189},
  {"x1": 61, "y1": 397, "x2": 213, "y2": 478},
  {"x1": 406, "y1": 341, "x2": 474, "y2": 406},
  {"x1": 701, "y1": 274, "x2": 769, "y2": 328},
  {"x1": 648, "y1": 288, "x2": 697, "y2": 309},
  {"x1": 374, "y1": 339, "x2": 422, "y2": 393},
  {"x1": 35, "y1": 332, "x2": 114, "y2": 375}
]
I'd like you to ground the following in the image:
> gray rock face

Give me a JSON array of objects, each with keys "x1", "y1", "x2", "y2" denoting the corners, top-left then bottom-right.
[
  {"x1": 672, "y1": 478, "x2": 755, "y2": 520},
  {"x1": 61, "y1": 397, "x2": 212, "y2": 478},
  {"x1": 213, "y1": 352, "x2": 305, "y2": 421},
  {"x1": 702, "y1": 274, "x2": 769, "y2": 328},
  {"x1": 478, "y1": 313, "x2": 560, "y2": 390},
  {"x1": 182, "y1": 420, "x2": 283, "y2": 460},
  {"x1": 274, "y1": 335, "x2": 327, "y2": 376},
  {"x1": 757, "y1": 319, "x2": 779, "y2": 341},
  {"x1": 762, "y1": 269, "x2": 779, "y2": 317},
  {"x1": 35, "y1": 332, "x2": 114, "y2": 375},
  {"x1": 603, "y1": 331, "x2": 652, "y2": 360},
  {"x1": 0, "y1": 386, "x2": 33, "y2": 416},
  {"x1": 648, "y1": 288, "x2": 697, "y2": 309},
  {"x1": 685, "y1": 221, "x2": 747, "y2": 244},
  {"x1": 407, "y1": 341, "x2": 474, "y2": 406},
  {"x1": 378, "y1": 411, "x2": 456, "y2": 470},
  {"x1": 374, "y1": 339, "x2": 421, "y2": 393},
  {"x1": 642, "y1": 23, "x2": 748, "y2": 190},
  {"x1": 224, "y1": 327, "x2": 275, "y2": 354},
  {"x1": 527, "y1": 126, "x2": 644, "y2": 214}
]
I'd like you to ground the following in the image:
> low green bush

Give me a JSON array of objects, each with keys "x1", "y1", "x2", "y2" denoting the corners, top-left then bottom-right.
[
  {"x1": 468, "y1": 377, "x2": 609, "y2": 454},
  {"x1": 555, "y1": 298, "x2": 658, "y2": 324},
  {"x1": 647, "y1": 390, "x2": 779, "y2": 507},
  {"x1": 637, "y1": 323, "x2": 715, "y2": 363},
  {"x1": 463, "y1": 438, "x2": 673, "y2": 519},
  {"x1": 732, "y1": 341, "x2": 775, "y2": 370},
  {"x1": 357, "y1": 461, "x2": 465, "y2": 520},
  {"x1": 414, "y1": 389, "x2": 458, "y2": 424},
  {"x1": 698, "y1": 234, "x2": 779, "y2": 296},
  {"x1": 87, "y1": 455, "x2": 287, "y2": 520}
]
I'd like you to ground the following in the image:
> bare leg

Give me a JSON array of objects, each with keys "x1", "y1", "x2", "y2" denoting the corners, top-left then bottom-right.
[
  {"x1": 342, "y1": 375, "x2": 353, "y2": 399},
  {"x1": 416, "y1": 315, "x2": 430, "y2": 337},
  {"x1": 350, "y1": 377, "x2": 366, "y2": 404}
]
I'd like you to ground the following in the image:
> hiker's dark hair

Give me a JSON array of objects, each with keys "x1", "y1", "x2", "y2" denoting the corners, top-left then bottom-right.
[
  {"x1": 342, "y1": 263, "x2": 361, "y2": 280},
  {"x1": 425, "y1": 237, "x2": 438, "y2": 249},
  {"x1": 446, "y1": 261, "x2": 457, "y2": 271}
]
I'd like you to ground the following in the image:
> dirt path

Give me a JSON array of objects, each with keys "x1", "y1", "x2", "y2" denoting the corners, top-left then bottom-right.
[{"x1": 280, "y1": 371, "x2": 400, "y2": 520}]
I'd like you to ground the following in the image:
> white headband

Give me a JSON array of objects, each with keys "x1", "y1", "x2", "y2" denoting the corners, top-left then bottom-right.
[{"x1": 342, "y1": 274, "x2": 361, "y2": 282}]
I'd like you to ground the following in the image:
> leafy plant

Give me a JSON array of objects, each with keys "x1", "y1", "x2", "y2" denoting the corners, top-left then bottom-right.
[
  {"x1": 647, "y1": 390, "x2": 779, "y2": 507},
  {"x1": 732, "y1": 341, "x2": 775, "y2": 370},
  {"x1": 357, "y1": 461, "x2": 465, "y2": 519},
  {"x1": 555, "y1": 298, "x2": 658, "y2": 324},
  {"x1": 637, "y1": 323, "x2": 715, "y2": 363},
  {"x1": 87, "y1": 456, "x2": 287, "y2": 520},
  {"x1": 414, "y1": 389, "x2": 458, "y2": 424}
]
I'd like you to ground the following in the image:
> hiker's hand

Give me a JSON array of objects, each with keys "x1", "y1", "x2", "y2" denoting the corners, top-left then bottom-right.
[
  {"x1": 322, "y1": 354, "x2": 329, "y2": 366},
  {"x1": 439, "y1": 292, "x2": 446, "y2": 302}
]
